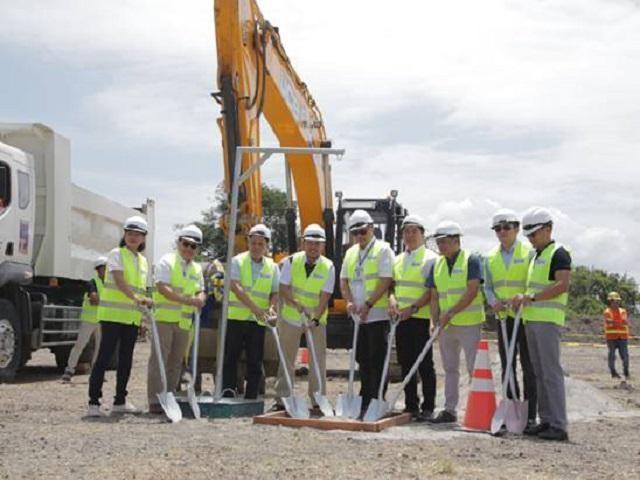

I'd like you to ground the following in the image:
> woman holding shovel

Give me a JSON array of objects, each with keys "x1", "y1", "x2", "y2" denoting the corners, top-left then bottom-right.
[
  {"x1": 147, "y1": 225, "x2": 206, "y2": 415},
  {"x1": 87, "y1": 216, "x2": 152, "y2": 417}
]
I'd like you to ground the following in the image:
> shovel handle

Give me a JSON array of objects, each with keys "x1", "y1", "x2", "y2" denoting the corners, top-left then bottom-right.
[
  {"x1": 191, "y1": 311, "x2": 201, "y2": 385},
  {"x1": 501, "y1": 306, "x2": 523, "y2": 401},
  {"x1": 376, "y1": 318, "x2": 398, "y2": 400},
  {"x1": 347, "y1": 317, "x2": 360, "y2": 397},
  {"x1": 148, "y1": 309, "x2": 169, "y2": 392},
  {"x1": 269, "y1": 325, "x2": 296, "y2": 394},
  {"x1": 305, "y1": 328, "x2": 324, "y2": 394}
]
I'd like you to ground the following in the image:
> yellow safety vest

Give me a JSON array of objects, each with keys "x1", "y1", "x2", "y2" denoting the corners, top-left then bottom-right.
[
  {"x1": 152, "y1": 253, "x2": 203, "y2": 331},
  {"x1": 393, "y1": 245, "x2": 434, "y2": 320},
  {"x1": 80, "y1": 275, "x2": 104, "y2": 324},
  {"x1": 523, "y1": 242, "x2": 568, "y2": 326},
  {"x1": 228, "y1": 252, "x2": 276, "y2": 323},
  {"x1": 486, "y1": 241, "x2": 531, "y2": 320},
  {"x1": 343, "y1": 240, "x2": 390, "y2": 315},
  {"x1": 281, "y1": 252, "x2": 333, "y2": 325},
  {"x1": 97, "y1": 247, "x2": 148, "y2": 326},
  {"x1": 434, "y1": 249, "x2": 485, "y2": 326}
]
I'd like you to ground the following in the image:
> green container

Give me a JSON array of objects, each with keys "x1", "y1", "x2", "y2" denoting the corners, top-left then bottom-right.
[{"x1": 176, "y1": 395, "x2": 264, "y2": 419}]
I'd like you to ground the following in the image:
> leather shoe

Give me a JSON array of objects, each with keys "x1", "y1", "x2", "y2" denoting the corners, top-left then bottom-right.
[
  {"x1": 538, "y1": 426, "x2": 569, "y2": 442},
  {"x1": 427, "y1": 410, "x2": 457, "y2": 424},
  {"x1": 523, "y1": 422, "x2": 549, "y2": 436}
]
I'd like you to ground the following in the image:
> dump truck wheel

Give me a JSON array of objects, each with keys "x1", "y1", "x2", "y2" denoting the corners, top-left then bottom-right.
[{"x1": 0, "y1": 300, "x2": 21, "y2": 382}]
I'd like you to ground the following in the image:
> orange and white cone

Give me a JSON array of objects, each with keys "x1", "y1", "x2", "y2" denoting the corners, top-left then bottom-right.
[
  {"x1": 462, "y1": 339, "x2": 496, "y2": 431},
  {"x1": 298, "y1": 347, "x2": 309, "y2": 366}
]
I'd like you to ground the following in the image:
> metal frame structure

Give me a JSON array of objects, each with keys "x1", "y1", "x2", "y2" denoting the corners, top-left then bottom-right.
[{"x1": 213, "y1": 146, "x2": 344, "y2": 400}]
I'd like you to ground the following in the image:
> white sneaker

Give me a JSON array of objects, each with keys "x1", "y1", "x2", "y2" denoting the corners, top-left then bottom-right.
[
  {"x1": 111, "y1": 401, "x2": 140, "y2": 414},
  {"x1": 87, "y1": 404, "x2": 105, "y2": 417}
]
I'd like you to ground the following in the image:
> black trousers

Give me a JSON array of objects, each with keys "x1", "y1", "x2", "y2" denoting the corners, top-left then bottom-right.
[
  {"x1": 497, "y1": 316, "x2": 537, "y2": 421},
  {"x1": 395, "y1": 318, "x2": 436, "y2": 413},
  {"x1": 222, "y1": 319, "x2": 265, "y2": 399},
  {"x1": 356, "y1": 320, "x2": 389, "y2": 410},
  {"x1": 89, "y1": 321, "x2": 139, "y2": 405}
]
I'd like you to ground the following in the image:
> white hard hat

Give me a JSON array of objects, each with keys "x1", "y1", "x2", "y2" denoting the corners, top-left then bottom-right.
[
  {"x1": 348, "y1": 209, "x2": 373, "y2": 231},
  {"x1": 249, "y1": 223, "x2": 271, "y2": 240},
  {"x1": 433, "y1": 220, "x2": 463, "y2": 239},
  {"x1": 302, "y1": 223, "x2": 326, "y2": 242},
  {"x1": 178, "y1": 224, "x2": 203, "y2": 244},
  {"x1": 123, "y1": 215, "x2": 148, "y2": 234},
  {"x1": 491, "y1": 208, "x2": 519, "y2": 228},
  {"x1": 93, "y1": 256, "x2": 108, "y2": 269},
  {"x1": 401, "y1": 214, "x2": 426, "y2": 231},
  {"x1": 521, "y1": 207, "x2": 553, "y2": 236}
]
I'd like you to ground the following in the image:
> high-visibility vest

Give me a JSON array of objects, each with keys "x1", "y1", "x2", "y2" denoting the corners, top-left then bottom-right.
[
  {"x1": 523, "y1": 242, "x2": 568, "y2": 326},
  {"x1": 152, "y1": 253, "x2": 203, "y2": 331},
  {"x1": 228, "y1": 251, "x2": 277, "y2": 322},
  {"x1": 280, "y1": 252, "x2": 333, "y2": 325},
  {"x1": 80, "y1": 275, "x2": 104, "y2": 324},
  {"x1": 486, "y1": 241, "x2": 531, "y2": 320},
  {"x1": 434, "y1": 249, "x2": 485, "y2": 326},
  {"x1": 97, "y1": 247, "x2": 148, "y2": 326},
  {"x1": 343, "y1": 240, "x2": 390, "y2": 315},
  {"x1": 393, "y1": 245, "x2": 436, "y2": 320},
  {"x1": 604, "y1": 307, "x2": 629, "y2": 340}
]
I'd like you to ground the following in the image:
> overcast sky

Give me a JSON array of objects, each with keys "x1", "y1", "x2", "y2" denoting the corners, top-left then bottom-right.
[{"x1": 2, "y1": 0, "x2": 639, "y2": 280}]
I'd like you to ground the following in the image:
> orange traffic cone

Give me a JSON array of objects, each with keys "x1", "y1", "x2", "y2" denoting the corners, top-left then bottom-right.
[
  {"x1": 462, "y1": 339, "x2": 496, "y2": 431},
  {"x1": 298, "y1": 347, "x2": 309, "y2": 366}
]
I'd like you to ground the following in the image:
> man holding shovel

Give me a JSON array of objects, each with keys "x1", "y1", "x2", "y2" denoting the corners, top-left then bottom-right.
[
  {"x1": 388, "y1": 215, "x2": 438, "y2": 421},
  {"x1": 273, "y1": 224, "x2": 335, "y2": 413},
  {"x1": 484, "y1": 209, "x2": 537, "y2": 430},
  {"x1": 340, "y1": 210, "x2": 394, "y2": 418},
  {"x1": 512, "y1": 207, "x2": 571, "y2": 442},
  {"x1": 426, "y1": 221, "x2": 485, "y2": 424},
  {"x1": 148, "y1": 225, "x2": 206, "y2": 415}
]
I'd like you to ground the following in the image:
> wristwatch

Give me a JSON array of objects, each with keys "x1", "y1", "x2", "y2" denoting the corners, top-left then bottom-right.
[
  {"x1": 529, "y1": 294, "x2": 536, "y2": 302},
  {"x1": 410, "y1": 304, "x2": 419, "y2": 314}
]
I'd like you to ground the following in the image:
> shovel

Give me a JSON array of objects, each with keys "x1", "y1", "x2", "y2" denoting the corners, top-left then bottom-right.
[
  {"x1": 148, "y1": 309, "x2": 183, "y2": 423},
  {"x1": 335, "y1": 315, "x2": 362, "y2": 419},
  {"x1": 304, "y1": 321, "x2": 334, "y2": 417},
  {"x1": 187, "y1": 311, "x2": 201, "y2": 419},
  {"x1": 267, "y1": 324, "x2": 310, "y2": 419},
  {"x1": 363, "y1": 317, "x2": 399, "y2": 422}
]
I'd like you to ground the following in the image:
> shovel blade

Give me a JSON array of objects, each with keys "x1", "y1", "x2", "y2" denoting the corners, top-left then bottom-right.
[
  {"x1": 491, "y1": 400, "x2": 510, "y2": 434},
  {"x1": 336, "y1": 393, "x2": 362, "y2": 419},
  {"x1": 187, "y1": 384, "x2": 201, "y2": 419},
  {"x1": 506, "y1": 400, "x2": 529, "y2": 434},
  {"x1": 313, "y1": 392, "x2": 335, "y2": 417},
  {"x1": 363, "y1": 399, "x2": 389, "y2": 423},
  {"x1": 157, "y1": 392, "x2": 182, "y2": 423},
  {"x1": 283, "y1": 395, "x2": 310, "y2": 419}
]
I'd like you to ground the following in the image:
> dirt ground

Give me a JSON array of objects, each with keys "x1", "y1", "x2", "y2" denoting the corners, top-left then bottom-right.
[{"x1": 1, "y1": 340, "x2": 639, "y2": 480}]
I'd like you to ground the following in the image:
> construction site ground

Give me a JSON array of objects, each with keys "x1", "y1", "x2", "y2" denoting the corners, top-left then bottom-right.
[{"x1": 1, "y1": 340, "x2": 639, "y2": 480}]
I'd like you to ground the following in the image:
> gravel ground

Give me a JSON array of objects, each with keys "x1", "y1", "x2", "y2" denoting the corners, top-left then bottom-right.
[{"x1": 1, "y1": 340, "x2": 639, "y2": 479}]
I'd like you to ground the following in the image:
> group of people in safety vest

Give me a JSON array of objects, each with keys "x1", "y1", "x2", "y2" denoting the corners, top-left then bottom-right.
[{"x1": 61, "y1": 206, "x2": 632, "y2": 444}]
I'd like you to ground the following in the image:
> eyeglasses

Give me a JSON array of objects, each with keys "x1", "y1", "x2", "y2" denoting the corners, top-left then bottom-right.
[
  {"x1": 493, "y1": 224, "x2": 515, "y2": 232},
  {"x1": 180, "y1": 240, "x2": 198, "y2": 250},
  {"x1": 351, "y1": 227, "x2": 369, "y2": 237}
]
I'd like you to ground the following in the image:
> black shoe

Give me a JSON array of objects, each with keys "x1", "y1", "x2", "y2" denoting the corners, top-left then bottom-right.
[
  {"x1": 269, "y1": 403, "x2": 286, "y2": 413},
  {"x1": 428, "y1": 410, "x2": 457, "y2": 424},
  {"x1": 538, "y1": 426, "x2": 569, "y2": 442},
  {"x1": 403, "y1": 407, "x2": 420, "y2": 419},
  {"x1": 523, "y1": 422, "x2": 550, "y2": 436},
  {"x1": 612, "y1": 372, "x2": 621, "y2": 379},
  {"x1": 415, "y1": 410, "x2": 433, "y2": 423}
]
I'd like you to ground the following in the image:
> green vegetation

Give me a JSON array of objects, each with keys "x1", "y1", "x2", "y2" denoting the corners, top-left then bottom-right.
[{"x1": 569, "y1": 266, "x2": 638, "y2": 317}]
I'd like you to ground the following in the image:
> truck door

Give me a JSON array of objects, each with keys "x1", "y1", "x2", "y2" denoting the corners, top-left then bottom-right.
[{"x1": 0, "y1": 147, "x2": 16, "y2": 263}]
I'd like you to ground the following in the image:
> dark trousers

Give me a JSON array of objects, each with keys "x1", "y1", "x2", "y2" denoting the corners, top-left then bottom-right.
[
  {"x1": 88, "y1": 321, "x2": 139, "y2": 405},
  {"x1": 222, "y1": 319, "x2": 265, "y2": 399},
  {"x1": 356, "y1": 320, "x2": 389, "y2": 410},
  {"x1": 395, "y1": 318, "x2": 436, "y2": 413},
  {"x1": 607, "y1": 339, "x2": 630, "y2": 377},
  {"x1": 497, "y1": 316, "x2": 537, "y2": 421}
]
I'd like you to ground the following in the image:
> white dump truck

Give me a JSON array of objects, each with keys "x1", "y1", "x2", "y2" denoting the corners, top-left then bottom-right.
[{"x1": 0, "y1": 123, "x2": 155, "y2": 381}]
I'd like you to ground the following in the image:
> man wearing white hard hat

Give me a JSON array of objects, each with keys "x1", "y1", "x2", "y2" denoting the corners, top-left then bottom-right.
[
  {"x1": 61, "y1": 256, "x2": 108, "y2": 383},
  {"x1": 425, "y1": 220, "x2": 485, "y2": 424},
  {"x1": 88, "y1": 215, "x2": 153, "y2": 417},
  {"x1": 339, "y1": 209, "x2": 395, "y2": 417},
  {"x1": 484, "y1": 209, "x2": 537, "y2": 429},
  {"x1": 147, "y1": 225, "x2": 206, "y2": 414},
  {"x1": 223, "y1": 224, "x2": 279, "y2": 399},
  {"x1": 273, "y1": 223, "x2": 335, "y2": 411},
  {"x1": 512, "y1": 207, "x2": 571, "y2": 441},
  {"x1": 388, "y1": 214, "x2": 438, "y2": 421}
]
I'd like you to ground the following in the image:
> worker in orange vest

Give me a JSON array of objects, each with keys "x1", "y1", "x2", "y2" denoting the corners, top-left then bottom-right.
[{"x1": 603, "y1": 291, "x2": 630, "y2": 381}]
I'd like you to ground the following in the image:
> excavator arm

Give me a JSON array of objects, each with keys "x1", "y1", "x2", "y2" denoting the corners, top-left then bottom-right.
[{"x1": 213, "y1": 0, "x2": 334, "y2": 253}]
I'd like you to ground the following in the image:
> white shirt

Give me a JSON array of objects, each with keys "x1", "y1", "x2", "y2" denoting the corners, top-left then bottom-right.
[
  {"x1": 339, "y1": 237, "x2": 395, "y2": 323},
  {"x1": 155, "y1": 252, "x2": 204, "y2": 291},
  {"x1": 279, "y1": 254, "x2": 336, "y2": 294}
]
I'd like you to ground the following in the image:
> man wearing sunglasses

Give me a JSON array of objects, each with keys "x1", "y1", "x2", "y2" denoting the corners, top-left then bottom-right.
[
  {"x1": 426, "y1": 221, "x2": 485, "y2": 424},
  {"x1": 512, "y1": 207, "x2": 571, "y2": 442},
  {"x1": 484, "y1": 209, "x2": 537, "y2": 430},
  {"x1": 148, "y1": 225, "x2": 206, "y2": 414},
  {"x1": 340, "y1": 209, "x2": 394, "y2": 418}
]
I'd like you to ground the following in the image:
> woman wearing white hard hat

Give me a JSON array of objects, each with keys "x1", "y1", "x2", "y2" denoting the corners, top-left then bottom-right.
[
  {"x1": 61, "y1": 255, "x2": 108, "y2": 383},
  {"x1": 147, "y1": 225, "x2": 206, "y2": 415},
  {"x1": 87, "y1": 215, "x2": 152, "y2": 417}
]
